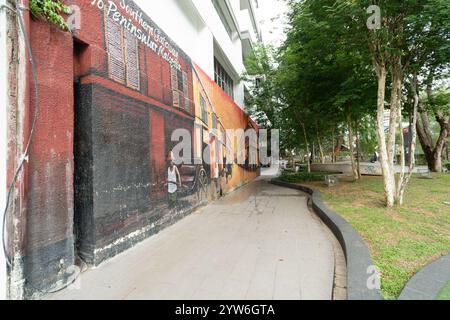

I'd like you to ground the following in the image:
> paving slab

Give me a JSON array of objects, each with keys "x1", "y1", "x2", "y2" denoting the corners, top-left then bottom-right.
[{"x1": 47, "y1": 178, "x2": 336, "y2": 300}]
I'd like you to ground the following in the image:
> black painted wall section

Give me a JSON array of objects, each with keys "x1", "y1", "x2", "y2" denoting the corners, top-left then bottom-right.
[
  {"x1": 23, "y1": 238, "x2": 75, "y2": 297},
  {"x1": 73, "y1": 82, "x2": 203, "y2": 266},
  {"x1": 92, "y1": 87, "x2": 151, "y2": 251},
  {"x1": 74, "y1": 83, "x2": 95, "y2": 263}
]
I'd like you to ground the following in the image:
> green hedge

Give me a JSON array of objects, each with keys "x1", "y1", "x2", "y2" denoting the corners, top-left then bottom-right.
[
  {"x1": 280, "y1": 171, "x2": 334, "y2": 183},
  {"x1": 444, "y1": 161, "x2": 450, "y2": 172}
]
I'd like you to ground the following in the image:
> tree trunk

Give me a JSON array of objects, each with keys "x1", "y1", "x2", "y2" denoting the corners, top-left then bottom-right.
[
  {"x1": 355, "y1": 122, "x2": 362, "y2": 179},
  {"x1": 375, "y1": 64, "x2": 396, "y2": 207},
  {"x1": 348, "y1": 116, "x2": 359, "y2": 181},
  {"x1": 397, "y1": 101, "x2": 406, "y2": 201},
  {"x1": 416, "y1": 76, "x2": 450, "y2": 172},
  {"x1": 316, "y1": 123, "x2": 325, "y2": 164},
  {"x1": 301, "y1": 122, "x2": 311, "y2": 173},
  {"x1": 397, "y1": 74, "x2": 419, "y2": 205},
  {"x1": 432, "y1": 112, "x2": 450, "y2": 172},
  {"x1": 333, "y1": 137, "x2": 342, "y2": 163},
  {"x1": 387, "y1": 61, "x2": 402, "y2": 174},
  {"x1": 444, "y1": 140, "x2": 449, "y2": 162}
]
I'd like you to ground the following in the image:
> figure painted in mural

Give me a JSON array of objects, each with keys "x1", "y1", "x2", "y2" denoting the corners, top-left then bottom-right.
[
  {"x1": 226, "y1": 157, "x2": 233, "y2": 183},
  {"x1": 167, "y1": 160, "x2": 182, "y2": 208}
]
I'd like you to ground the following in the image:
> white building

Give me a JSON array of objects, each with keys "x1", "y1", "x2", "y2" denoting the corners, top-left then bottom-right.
[{"x1": 134, "y1": 0, "x2": 262, "y2": 110}]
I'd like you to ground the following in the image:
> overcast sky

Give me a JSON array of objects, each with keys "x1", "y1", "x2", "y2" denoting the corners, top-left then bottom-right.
[{"x1": 255, "y1": 0, "x2": 289, "y2": 47}]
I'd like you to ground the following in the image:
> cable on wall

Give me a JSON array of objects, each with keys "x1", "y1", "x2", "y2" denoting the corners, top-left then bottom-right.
[
  {"x1": 2, "y1": 0, "x2": 40, "y2": 269},
  {"x1": 1, "y1": 1, "x2": 81, "y2": 296}
]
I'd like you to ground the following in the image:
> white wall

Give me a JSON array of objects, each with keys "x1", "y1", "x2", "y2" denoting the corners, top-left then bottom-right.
[
  {"x1": 133, "y1": 0, "x2": 249, "y2": 109},
  {"x1": 134, "y1": 0, "x2": 213, "y2": 78},
  {"x1": 191, "y1": 0, "x2": 245, "y2": 75},
  {"x1": 0, "y1": 0, "x2": 9, "y2": 301}
]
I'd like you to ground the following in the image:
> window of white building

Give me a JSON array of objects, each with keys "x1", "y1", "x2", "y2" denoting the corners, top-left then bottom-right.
[{"x1": 214, "y1": 57, "x2": 234, "y2": 100}]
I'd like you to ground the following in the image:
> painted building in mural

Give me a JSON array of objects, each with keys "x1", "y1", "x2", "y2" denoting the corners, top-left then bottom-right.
[{"x1": 3, "y1": 0, "x2": 261, "y2": 298}]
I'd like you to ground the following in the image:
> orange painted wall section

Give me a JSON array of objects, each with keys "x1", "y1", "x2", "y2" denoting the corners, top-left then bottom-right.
[{"x1": 193, "y1": 63, "x2": 260, "y2": 193}]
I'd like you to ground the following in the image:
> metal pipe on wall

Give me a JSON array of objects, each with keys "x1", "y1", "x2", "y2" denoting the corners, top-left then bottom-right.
[{"x1": 0, "y1": 0, "x2": 10, "y2": 301}]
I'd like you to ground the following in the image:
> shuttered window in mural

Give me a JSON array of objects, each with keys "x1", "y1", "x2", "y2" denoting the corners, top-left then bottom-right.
[
  {"x1": 106, "y1": 14, "x2": 126, "y2": 84},
  {"x1": 212, "y1": 113, "x2": 217, "y2": 130},
  {"x1": 182, "y1": 71, "x2": 190, "y2": 113},
  {"x1": 171, "y1": 67, "x2": 191, "y2": 113},
  {"x1": 125, "y1": 30, "x2": 140, "y2": 90},
  {"x1": 105, "y1": 12, "x2": 140, "y2": 90},
  {"x1": 171, "y1": 66, "x2": 180, "y2": 108},
  {"x1": 200, "y1": 95, "x2": 208, "y2": 125}
]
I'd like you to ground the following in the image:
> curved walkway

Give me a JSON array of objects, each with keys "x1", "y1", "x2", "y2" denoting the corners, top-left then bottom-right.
[
  {"x1": 399, "y1": 254, "x2": 450, "y2": 300},
  {"x1": 48, "y1": 177, "x2": 336, "y2": 300}
]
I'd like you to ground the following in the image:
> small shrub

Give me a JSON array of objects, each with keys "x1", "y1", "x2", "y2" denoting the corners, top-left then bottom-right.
[
  {"x1": 30, "y1": 0, "x2": 71, "y2": 31},
  {"x1": 444, "y1": 161, "x2": 450, "y2": 172}
]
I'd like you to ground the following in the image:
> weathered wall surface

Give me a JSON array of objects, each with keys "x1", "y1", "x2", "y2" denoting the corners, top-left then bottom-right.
[
  {"x1": 15, "y1": 0, "x2": 260, "y2": 297},
  {"x1": 25, "y1": 17, "x2": 75, "y2": 295}
]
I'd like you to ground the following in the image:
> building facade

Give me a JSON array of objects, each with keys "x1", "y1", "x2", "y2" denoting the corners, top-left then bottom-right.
[
  {"x1": 136, "y1": 0, "x2": 262, "y2": 110},
  {"x1": 2, "y1": 0, "x2": 261, "y2": 299}
]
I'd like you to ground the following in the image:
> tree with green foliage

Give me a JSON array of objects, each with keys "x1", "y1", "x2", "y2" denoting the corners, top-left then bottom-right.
[{"x1": 245, "y1": 0, "x2": 449, "y2": 206}]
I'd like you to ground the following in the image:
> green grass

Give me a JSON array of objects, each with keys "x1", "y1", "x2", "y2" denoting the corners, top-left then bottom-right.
[
  {"x1": 437, "y1": 281, "x2": 450, "y2": 300},
  {"x1": 300, "y1": 174, "x2": 450, "y2": 300}
]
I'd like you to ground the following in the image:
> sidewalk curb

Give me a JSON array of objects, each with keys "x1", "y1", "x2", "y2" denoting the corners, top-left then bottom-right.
[
  {"x1": 399, "y1": 254, "x2": 450, "y2": 300},
  {"x1": 270, "y1": 179, "x2": 382, "y2": 300}
]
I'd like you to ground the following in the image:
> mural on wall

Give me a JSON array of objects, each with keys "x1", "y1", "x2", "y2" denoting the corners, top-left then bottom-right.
[{"x1": 20, "y1": 0, "x2": 259, "y2": 295}]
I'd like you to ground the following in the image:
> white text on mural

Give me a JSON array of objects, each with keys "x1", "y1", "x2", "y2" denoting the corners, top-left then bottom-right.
[{"x1": 91, "y1": 0, "x2": 182, "y2": 70}]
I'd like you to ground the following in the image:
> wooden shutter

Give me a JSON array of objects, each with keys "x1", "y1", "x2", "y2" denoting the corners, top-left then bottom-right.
[
  {"x1": 182, "y1": 71, "x2": 190, "y2": 112},
  {"x1": 173, "y1": 90, "x2": 180, "y2": 108},
  {"x1": 106, "y1": 14, "x2": 125, "y2": 83},
  {"x1": 125, "y1": 30, "x2": 140, "y2": 90},
  {"x1": 171, "y1": 66, "x2": 179, "y2": 108}
]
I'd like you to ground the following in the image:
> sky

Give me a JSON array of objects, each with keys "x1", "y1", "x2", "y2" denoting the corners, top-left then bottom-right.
[{"x1": 255, "y1": 0, "x2": 289, "y2": 47}]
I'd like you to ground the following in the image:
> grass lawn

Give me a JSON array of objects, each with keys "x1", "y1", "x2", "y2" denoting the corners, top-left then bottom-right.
[
  {"x1": 437, "y1": 281, "x2": 450, "y2": 300},
  {"x1": 300, "y1": 173, "x2": 450, "y2": 300}
]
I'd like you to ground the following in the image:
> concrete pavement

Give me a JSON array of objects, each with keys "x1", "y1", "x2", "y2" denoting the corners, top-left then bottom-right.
[{"x1": 48, "y1": 174, "x2": 337, "y2": 300}]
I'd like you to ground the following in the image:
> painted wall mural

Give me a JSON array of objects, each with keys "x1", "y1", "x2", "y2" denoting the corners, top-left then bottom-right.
[{"x1": 20, "y1": 0, "x2": 259, "y2": 296}]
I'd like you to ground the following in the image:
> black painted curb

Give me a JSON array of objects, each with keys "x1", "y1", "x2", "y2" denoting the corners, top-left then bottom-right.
[
  {"x1": 399, "y1": 254, "x2": 450, "y2": 300},
  {"x1": 270, "y1": 179, "x2": 382, "y2": 300}
]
